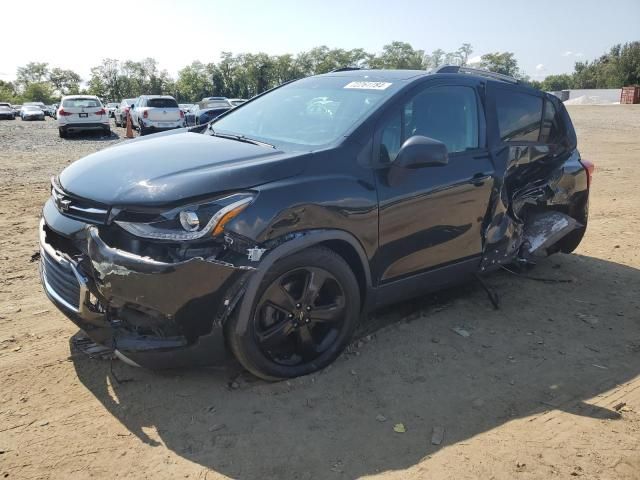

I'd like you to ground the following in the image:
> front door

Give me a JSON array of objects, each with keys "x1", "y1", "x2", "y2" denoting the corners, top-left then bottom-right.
[{"x1": 374, "y1": 80, "x2": 495, "y2": 284}]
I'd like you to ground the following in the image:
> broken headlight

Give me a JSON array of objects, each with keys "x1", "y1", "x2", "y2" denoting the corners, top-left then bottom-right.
[{"x1": 115, "y1": 193, "x2": 254, "y2": 241}]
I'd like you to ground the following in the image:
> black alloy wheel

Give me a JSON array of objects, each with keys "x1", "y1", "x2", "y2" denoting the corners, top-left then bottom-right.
[
  {"x1": 255, "y1": 266, "x2": 346, "y2": 365},
  {"x1": 227, "y1": 246, "x2": 360, "y2": 380}
]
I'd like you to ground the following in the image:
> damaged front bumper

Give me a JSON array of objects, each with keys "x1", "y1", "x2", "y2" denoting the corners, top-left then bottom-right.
[{"x1": 39, "y1": 209, "x2": 254, "y2": 368}]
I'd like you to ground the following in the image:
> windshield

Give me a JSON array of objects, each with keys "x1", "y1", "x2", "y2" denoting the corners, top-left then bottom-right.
[
  {"x1": 24, "y1": 106, "x2": 41, "y2": 111},
  {"x1": 211, "y1": 76, "x2": 399, "y2": 150},
  {"x1": 147, "y1": 98, "x2": 178, "y2": 108}
]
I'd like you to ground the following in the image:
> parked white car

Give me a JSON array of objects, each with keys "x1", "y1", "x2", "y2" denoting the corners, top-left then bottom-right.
[
  {"x1": 130, "y1": 95, "x2": 185, "y2": 136},
  {"x1": 57, "y1": 95, "x2": 110, "y2": 138}
]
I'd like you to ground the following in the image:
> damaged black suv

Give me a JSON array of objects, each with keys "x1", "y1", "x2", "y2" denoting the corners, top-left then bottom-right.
[{"x1": 39, "y1": 66, "x2": 593, "y2": 380}]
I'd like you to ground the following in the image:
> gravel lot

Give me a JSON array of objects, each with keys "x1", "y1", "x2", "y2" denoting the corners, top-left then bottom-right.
[{"x1": 0, "y1": 108, "x2": 639, "y2": 480}]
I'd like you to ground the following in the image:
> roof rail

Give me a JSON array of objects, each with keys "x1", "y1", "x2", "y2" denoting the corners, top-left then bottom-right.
[
  {"x1": 330, "y1": 66, "x2": 363, "y2": 72},
  {"x1": 434, "y1": 65, "x2": 519, "y2": 84}
]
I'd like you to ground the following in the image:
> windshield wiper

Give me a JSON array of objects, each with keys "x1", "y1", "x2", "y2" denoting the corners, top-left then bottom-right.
[{"x1": 208, "y1": 127, "x2": 275, "y2": 149}]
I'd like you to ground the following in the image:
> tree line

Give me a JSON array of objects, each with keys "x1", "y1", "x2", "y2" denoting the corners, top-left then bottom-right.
[
  {"x1": 537, "y1": 41, "x2": 640, "y2": 91},
  {"x1": 1, "y1": 41, "x2": 638, "y2": 104}
]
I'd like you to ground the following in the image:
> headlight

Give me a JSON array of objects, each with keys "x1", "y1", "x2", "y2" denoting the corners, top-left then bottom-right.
[{"x1": 115, "y1": 193, "x2": 254, "y2": 241}]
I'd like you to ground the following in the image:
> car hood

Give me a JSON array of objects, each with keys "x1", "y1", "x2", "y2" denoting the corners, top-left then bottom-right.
[{"x1": 59, "y1": 131, "x2": 309, "y2": 206}]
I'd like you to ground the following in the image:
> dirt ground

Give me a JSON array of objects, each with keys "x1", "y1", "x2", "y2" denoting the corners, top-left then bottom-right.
[{"x1": 0, "y1": 107, "x2": 639, "y2": 480}]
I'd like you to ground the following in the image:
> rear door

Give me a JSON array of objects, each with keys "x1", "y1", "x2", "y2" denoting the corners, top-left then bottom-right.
[{"x1": 374, "y1": 78, "x2": 494, "y2": 283}]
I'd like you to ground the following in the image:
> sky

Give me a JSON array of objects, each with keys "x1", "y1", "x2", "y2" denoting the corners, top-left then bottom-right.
[{"x1": 1, "y1": 0, "x2": 638, "y2": 83}]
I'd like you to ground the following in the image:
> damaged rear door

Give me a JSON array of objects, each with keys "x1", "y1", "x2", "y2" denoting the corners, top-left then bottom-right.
[{"x1": 480, "y1": 82, "x2": 587, "y2": 270}]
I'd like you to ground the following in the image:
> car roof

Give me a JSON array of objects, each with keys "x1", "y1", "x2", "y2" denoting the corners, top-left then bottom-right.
[
  {"x1": 316, "y1": 69, "x2": 429, "y2": 81},
  {"x1": 314, "y1": 67, "x2": 534, "y2": 89},
  {"x1": 141, "y1": 95, "x2": 176, "y2": 99}
]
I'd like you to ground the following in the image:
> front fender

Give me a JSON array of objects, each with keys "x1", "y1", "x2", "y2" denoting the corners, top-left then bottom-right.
[{"x1": 233, "y1": 229, "x2": 372, "y2": 335}]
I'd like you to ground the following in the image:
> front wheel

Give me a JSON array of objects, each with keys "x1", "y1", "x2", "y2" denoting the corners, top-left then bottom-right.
[{"x1": 227, "y1": 246, "x2": 360, "y2": 380}]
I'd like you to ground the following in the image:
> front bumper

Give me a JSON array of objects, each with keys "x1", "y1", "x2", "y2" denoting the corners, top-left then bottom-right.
[{"x1": 39, "y1": 205, "x2": 253, "y2": 368}]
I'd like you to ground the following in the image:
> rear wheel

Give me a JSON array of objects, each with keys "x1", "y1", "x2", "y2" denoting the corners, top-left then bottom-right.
[
  {"x1": 58, "y1": 128, "x2": 66, "y2": 138},
  {"x1": 139, "y1": 124, "x2": 146, "y2": 136},
  {"x1": 227, "y1": 246, "x2": 360, "y2": 380}
]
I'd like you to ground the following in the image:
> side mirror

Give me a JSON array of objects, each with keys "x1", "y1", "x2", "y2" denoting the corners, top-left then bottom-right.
[{"x1": 395, "y1": 135, "x2": 449, "y2": 168}]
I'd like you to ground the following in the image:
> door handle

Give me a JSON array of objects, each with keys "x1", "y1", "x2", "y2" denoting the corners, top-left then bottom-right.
[{"x1": 471, "y1": 173, "x2": 487, "y2": 187}]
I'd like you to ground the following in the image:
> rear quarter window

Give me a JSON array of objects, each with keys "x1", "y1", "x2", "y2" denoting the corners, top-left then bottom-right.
[
  {"x1": 496, "y1": 90, "x2": 543, "y2": 142},
  {"x1": 540, "y1": 99, "x2": 565, "y2": 145}
]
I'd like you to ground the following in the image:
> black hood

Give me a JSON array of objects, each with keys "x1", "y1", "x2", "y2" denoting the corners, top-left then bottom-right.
[{"x1": 59, "y1": 131, "x2": 308, "y2": 206}]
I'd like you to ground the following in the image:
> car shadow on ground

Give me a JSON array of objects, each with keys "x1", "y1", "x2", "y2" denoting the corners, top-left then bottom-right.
[
  {"x1": 71, "y1": 253, "x2": 640, "y2": 479},
  {"x1": 63, "y1": 130, "x2": 121, "y2": 141}
]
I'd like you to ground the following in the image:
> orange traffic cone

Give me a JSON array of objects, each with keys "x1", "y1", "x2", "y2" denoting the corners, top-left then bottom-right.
[{"x1": 125, "y1": 111, "x2": 134, "y2": 139}]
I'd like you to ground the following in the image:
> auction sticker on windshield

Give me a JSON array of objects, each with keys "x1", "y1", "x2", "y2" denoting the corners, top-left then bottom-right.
[{"x1": 344, "y1": 81, "x2": 392, "y2": 90}]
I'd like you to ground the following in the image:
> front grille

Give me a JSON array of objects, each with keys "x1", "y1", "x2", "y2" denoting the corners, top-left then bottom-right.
[
  {"x1": 41, "y1": 248, "x2": 81, "y2": 310},
  {"x1": 51, "y1": 182, "x2": 109, "y2": 224}
]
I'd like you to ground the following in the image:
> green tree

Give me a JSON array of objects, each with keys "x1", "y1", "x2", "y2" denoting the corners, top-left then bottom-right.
[
  {"x1": 370, "y1": 41, "x2": 424, "y2": 69},
  {"x1": 457, "y1": 43, "x2": 473, "y2": 66},
  {"x1": 479, "y1": 52, "x2": 519, "y2": 76},
  {"x1": 49, "y1": 68, "x2": 82, "y2": 95},
  {"x1": 541, "y1": 74, "x2": 573, "y2": 91},
  {"x1": 571, "y1": 41, "x2": 640, "y2": 88},
  {"x1": 22, "y1": 82, "x2": 55, "y2": 103},
  {"x1": 0, "y1": 80, "x2": 20, "y2": 103},
  {"x1": 176, "y1": 61, "x2": 212, "y2": 102},
  {"x1": 16, "y1": 62, "x2": 49, "y2": 86}
]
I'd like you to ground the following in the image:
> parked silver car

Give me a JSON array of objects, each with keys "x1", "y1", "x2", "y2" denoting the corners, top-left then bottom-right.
[
  {"x1": 21, "y1": 105, "x2": 45, "y2": 121},
  {"x1": 130, "y1": 95, "x2": 185, "y2": 135}
]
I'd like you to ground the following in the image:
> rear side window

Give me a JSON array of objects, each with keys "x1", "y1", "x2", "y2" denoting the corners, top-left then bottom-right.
[
  {"x1": 496, "y1": 90, "x2": 543, "y2": 142},
  {"x1": 147, "y1": 98, "x2": 179, "y2": 108}
]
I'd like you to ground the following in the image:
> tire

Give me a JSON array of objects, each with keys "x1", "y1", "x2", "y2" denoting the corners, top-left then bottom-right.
[
  {"x1": 138, "y1": 124, "x2": 146, "y2": 136},
  {"x1": 59, "y1": 128, "x2": 67, "y2": 138},
  {"x1": 227, "y1": 246, "x2": 360, "y2": 381},
  {"x1": 103, "y1": 127, "x2": 111, "y2": 137}
]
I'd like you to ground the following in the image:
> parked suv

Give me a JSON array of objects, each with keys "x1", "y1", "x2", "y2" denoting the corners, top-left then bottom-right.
[
  {"x1": 190, "y1": 98, "x2": 232, "y2": 126},
  {"x1": 130, "y1": 95, "x2": 185, "y2": 135},
  {"x1": 57, "y1": 95, "x2": 110, "y2": 138},
  {"x1": 105, "y1": 102, "x2": 119, "y2": 118},
  {"x1": 113, "y1": 98, "x2": 137, "y2": 127},
  {"x1": 39, "y1": 67, "x2": 593, "y2": 380}
]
